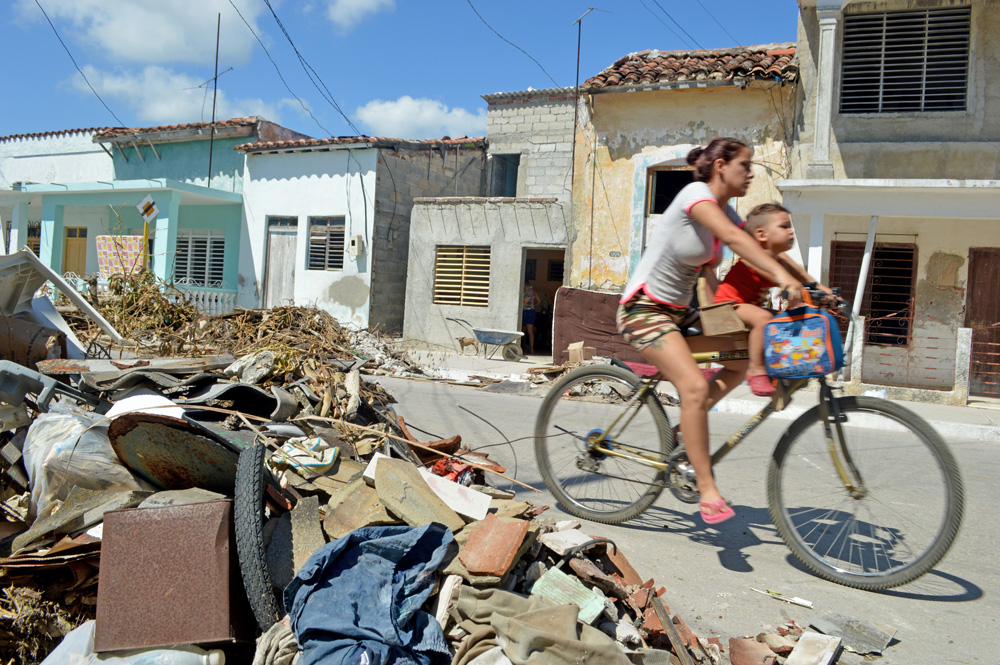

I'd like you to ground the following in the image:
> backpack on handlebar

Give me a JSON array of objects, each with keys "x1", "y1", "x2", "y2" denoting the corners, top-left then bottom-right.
[{"x1": 764, "y1": 302, "x2": 845, "y2": 379}]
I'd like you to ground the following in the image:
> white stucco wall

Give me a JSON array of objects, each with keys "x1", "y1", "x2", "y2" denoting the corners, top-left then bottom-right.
[{"x1": 240, "y1": 149, "x2": 378, "y2": 328}]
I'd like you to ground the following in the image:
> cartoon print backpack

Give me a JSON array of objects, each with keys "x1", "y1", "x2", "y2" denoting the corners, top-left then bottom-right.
[{"x1": 763, "y1": 305, "x2": 844, "y2": 379}]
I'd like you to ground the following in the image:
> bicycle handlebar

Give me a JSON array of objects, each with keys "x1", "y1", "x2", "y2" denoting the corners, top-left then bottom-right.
[{"x1": 780, "y1": 284, "x2": 851, "y2": 314}]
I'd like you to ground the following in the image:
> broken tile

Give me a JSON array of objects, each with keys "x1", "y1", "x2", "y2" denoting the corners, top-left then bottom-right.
[
  {"x1": 729, "y1": 637, "x2": 778, "y2": 665},
  {"x1": 418, "y1": 468, "x2": 491, "y2": 521},
  {"x1": 530, "y1": 567, "x2": 606, "y2": 624},
  {"x1": 758, "y1": 632, "x2": 796, "y2": 654},
  {"x1": 567, "y1": 557, "x2": 630, "y2": 600},
  {"x1": 458, "y1": 514, "x2": 529, "y2": 576},
  {"x1": 672, "y1": 613, "x2": 697, "y2": 648},
  {"x1": 784, "y1": 631, "x2": 841, "y2": 665},
  {"x1": 290, "y1": 495, "x2": 326, "y2": 573},
  {"x1": 537, "y1": 527, "x2": 594, "y2": 555},
  {"x1": 809, "y1": 613, "x2": 895, "y2": 655},
  {"x1": 553, "y1": 519, "x2": 581, "y2": 531},
  {"x1": 630, "y1": 586, "x2": 654, "y2": 611},
  {"x1": 323, "y1": 476, "x2": 400, "y2": 540},
  {"x1": 374, "y1": 457, "x2": 465, "y2": 532}
]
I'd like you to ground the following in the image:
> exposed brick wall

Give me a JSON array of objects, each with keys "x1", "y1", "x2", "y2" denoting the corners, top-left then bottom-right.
[
  {"x1": 369, "y1": 146, "x2": 486, "y2": 333},
  {"x1": 485, "y1": 91, "x2": 576, "y2": 201}
]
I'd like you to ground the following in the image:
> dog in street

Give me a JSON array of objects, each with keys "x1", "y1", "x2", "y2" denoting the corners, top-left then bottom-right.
[{"x1": 456, "y1": 337, "x2": 479, "y2": 355}]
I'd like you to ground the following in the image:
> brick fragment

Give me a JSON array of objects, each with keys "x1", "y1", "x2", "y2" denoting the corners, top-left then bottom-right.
[
  {"x1": 672, "y1": 613, "x2": 697, "y2": 648},
  {"x1": 457, "y1": 514, "x2": 529, "y2": 576},
  {"x1": 729, "y1": 637, "x2": 777, "y2": 665}
]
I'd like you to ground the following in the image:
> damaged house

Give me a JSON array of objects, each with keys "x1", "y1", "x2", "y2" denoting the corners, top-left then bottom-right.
[{"x1": 782, "y1": 0, "x2": 1000, "y2": 398}]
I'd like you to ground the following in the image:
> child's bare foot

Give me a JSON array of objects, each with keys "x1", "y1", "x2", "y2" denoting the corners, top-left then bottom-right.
[{"x1": 746, "y1": 373, "x2": 776, "y2": 397}]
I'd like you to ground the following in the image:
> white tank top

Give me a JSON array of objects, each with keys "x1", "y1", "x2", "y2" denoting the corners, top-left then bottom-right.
[{"x1": 621, "y1": 181, "x2": 743, "y2": 307}]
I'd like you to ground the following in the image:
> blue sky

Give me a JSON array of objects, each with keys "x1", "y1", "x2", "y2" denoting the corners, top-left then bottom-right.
[{"x1": 4, "y1": 0, "x2": 799, "y2": 140}]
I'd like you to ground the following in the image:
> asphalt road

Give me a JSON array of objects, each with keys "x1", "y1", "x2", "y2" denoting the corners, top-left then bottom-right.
[{"x1": 373, "y1": 374, "x2": 997, "y2": 665}]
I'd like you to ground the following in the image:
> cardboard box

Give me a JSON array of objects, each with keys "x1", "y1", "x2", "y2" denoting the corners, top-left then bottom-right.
[
  {"x1": 94, "y1": 499, "x2": 256, "y2": 651},
  {"x1": 567, "y1": 341, "x2": 596, "y2": 364}
]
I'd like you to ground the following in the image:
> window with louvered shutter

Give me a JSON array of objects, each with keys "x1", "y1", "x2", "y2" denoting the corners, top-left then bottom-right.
[
  {"x1": 307, "y1": 217, "x2": 346, "y2": 271},
  {"x1": 175, "y1": 229, "x2": 226, "y2": 287},
  {"x1": 840, "y1": 7, "x2": 970, "y2": 114},
  {"x1": 433, "y1": 246, "x2": 490, "y2": 307}
]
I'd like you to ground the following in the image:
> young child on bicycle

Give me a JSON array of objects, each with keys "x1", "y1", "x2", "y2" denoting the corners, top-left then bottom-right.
[{"x1": 714, "y1": 203, "x2": 826, "y2": 397}]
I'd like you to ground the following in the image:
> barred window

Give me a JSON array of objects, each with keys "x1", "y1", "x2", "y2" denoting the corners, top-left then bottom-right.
[
  {"x1": 829, "y1": 241, "x2": 916, "y2": 346},
  {"x1": 433, "y1": 246, "x2": 490, "y2": 307},
  {"x1": 840, "y1": 7, "x2": 970, "y2": 114},
  {"x1": 307, "y1": 217, "x2": 346, "y2": 271},
  {"x1": 176, "y1": 229, "x2": 225, "y2": 287}
]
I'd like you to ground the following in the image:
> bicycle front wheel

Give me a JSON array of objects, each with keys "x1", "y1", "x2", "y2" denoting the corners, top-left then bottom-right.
[
  {"x1": 534, "y1": 364, "x2": 674, "y2": 524},
  {"x1": 768, "y1": 396, "x2": 964, "y2": 590}
]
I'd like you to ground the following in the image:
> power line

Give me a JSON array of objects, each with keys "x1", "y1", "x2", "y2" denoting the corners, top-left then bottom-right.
[
  {"x1": 650, "y1": 0, "x2": 705, "y2": 49},
  {"x1": 33, "y1": 0, "x2": 127, "y2": 128},
  {"x1": 696, "y1": 0, "x2": 740, "y2": 45},
  {"x1": 465, "y1": 0, "x2": 559, "y2": 87},
  {"x1": 637, "y1": 0, "x2": 695, "y2": 50},
  {"x1": 228, "y1": 0, "x2": 332, "y2": 136}
]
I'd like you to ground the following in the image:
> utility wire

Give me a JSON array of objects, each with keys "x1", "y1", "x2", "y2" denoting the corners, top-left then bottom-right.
[
  {"x1": 228, "y1": 0, "x2": 332, "y2": 136},
  {"x1": 33, "y1": 0, "x2": 127, "y2": 128},
  {"x1": 637, "y1": 0, "x2": 695, "y2": 50},
  {"x1": 651, "y1": 0, "x2": 705, "y2": 49},
  {"x1": 695, "y1": 0, "x2": 740, "y2": 45},
  {"x1": 465, "y1": 0, "x2": 559, "y2": 87}
]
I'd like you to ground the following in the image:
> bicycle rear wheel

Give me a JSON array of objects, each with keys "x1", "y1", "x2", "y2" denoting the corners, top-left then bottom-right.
[
  {"x1": 768, "y1": 396, "x2": 964, "y2": 590},
  {"x1": 534, "y1": 364, "x2": 675, "y2": 524}
]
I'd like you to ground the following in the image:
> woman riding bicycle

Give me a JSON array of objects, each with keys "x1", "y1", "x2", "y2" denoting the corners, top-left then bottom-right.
[{"x1": 616, "y1": 137, "x2": 804, "y2": 525}]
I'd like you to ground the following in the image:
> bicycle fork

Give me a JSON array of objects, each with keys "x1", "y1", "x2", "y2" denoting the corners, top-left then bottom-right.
[{"x1": 818, "y1": 382, "x2": 867, "y2": 499}]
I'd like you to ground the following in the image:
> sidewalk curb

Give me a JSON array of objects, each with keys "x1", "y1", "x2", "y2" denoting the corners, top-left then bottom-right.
[{"x1": 713, "y1": 398, "x2": 1000, "y2": 443}]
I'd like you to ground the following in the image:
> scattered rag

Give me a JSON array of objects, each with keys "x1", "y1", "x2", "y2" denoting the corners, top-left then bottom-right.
[
  {"x1": 285, "y1": 523, "x2": 457, "y2": 665},
  {"x1": 253, "y1": 617, "x2": 300, "y2": 665},
  {"x1": 449, "y1": 586, "x2": 631, "y2": 665}
]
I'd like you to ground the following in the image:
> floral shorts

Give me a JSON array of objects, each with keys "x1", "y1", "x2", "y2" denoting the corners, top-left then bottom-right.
[{"x1": 616, "y1": 290, "x2": 692, "y2": 351}]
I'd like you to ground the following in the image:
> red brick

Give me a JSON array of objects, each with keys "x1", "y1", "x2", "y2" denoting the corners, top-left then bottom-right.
[
  {"x1": 707, "y1": 636, "x2": 724, "y2": 652},
  {"x1": 672, "y1": 613, "x2": 697, "y2": 648},
  {"x1": 729, "y1": 637, "x2": 777, "y2": 665},
  {"x1": 458, "y1": 514, "x2": 529, "y2": 576},
  {"x1": 597, "y1": 546, "x2": 644, "y2": 587},
  {"x1": 630, "y1": 587, "x2": 654, "y2": 610}
]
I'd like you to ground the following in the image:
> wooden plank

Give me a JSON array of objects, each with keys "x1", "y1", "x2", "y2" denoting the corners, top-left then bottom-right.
[{"x1": 39, "y1": 354, "x2": 236, "y2": 377}]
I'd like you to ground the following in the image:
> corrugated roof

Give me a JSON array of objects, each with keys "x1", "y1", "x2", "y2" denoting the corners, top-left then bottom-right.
[
  {"x1": 0, "y1": 127, "x2": 112, "y2": 143},
  {"x1": 236, "y1": 135, "x2": 486, "y2": 153},
  {"x1": 94, "y1": 117, "x2": 260, "y2": 140},
  {"x1": 585, "y1": 43, "x2": 797, "y2": 90}
]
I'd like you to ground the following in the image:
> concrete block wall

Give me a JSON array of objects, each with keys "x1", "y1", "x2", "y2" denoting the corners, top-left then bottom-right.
[
  {"x1": 483, "y1": 89, "x2": 577, "y2": 201},
  {"x1": 369, "y1": 145, "x2": 486, "y2": 333}
]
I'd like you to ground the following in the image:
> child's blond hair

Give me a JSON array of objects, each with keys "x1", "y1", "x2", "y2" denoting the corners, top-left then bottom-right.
[{"x1": 745, "y1": 202, "x2": 790, "y2": 235}]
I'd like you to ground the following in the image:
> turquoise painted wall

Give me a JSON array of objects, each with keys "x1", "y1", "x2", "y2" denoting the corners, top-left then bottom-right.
[{"x1": 113, "y1": 138, "x2": 245, "y2": 193}]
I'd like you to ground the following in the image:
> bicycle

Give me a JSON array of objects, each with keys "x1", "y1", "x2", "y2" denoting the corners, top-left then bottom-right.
[{"x1": 533, "y1": 288, "x2": 965, "y2": 590}]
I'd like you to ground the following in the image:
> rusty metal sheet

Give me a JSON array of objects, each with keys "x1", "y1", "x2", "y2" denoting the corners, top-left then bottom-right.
[
  {"x1": 107, "y1": 413, "x2": 241, "y2": 493},
  {"x1": 94, "y1": 499, "x2": 255, "y2": 651}
]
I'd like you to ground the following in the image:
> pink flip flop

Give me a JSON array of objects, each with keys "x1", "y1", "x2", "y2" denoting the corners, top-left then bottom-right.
[{"x1": 699, "y1": 499, "x2": 735, "y2": 525}]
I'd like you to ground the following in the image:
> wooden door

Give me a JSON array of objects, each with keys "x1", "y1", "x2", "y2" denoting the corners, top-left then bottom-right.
[
  {"x1": 966, "y1": 248, "x2": 1000, "y2": 397},
  {"x1": 264, "y1": 230, "x2": 297, "y2": 308},
  {"x1": 63, "y1": 227, "x2": 88, "y2": 275}
]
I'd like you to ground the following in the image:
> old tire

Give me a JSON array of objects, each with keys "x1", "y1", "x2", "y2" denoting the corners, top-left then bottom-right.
[{"x1": 235, "y1": 442, "x2": 283, "y2": 631}]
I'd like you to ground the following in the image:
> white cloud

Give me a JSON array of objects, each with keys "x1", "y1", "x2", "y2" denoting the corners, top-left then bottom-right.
[
  {"x1": 16, "y1": 0, "x2": 267, "y2": 65},
  {"x1": 355, "y1": 96, "x2": 486, "y2": 139},
  {"x1": 325, "y1": 0, "x2": 394, "y2": 31},
  {"x1": 69, "y1": 65, "x2": 296, "y2": 126}
]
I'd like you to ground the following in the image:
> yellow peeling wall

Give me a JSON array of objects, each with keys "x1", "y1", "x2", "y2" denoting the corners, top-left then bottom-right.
[{"x1": 569, "y1": 83, "x2": 795, "y2": 291}]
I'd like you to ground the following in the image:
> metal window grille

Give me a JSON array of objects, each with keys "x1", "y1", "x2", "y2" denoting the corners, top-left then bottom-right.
[
  {"x1": 829, "y1": 241, "x2": 917, "y2": 346},
  {"x1": 307, "y1": 217, "x2": 345, "y2": 271},
  {"x1": 547, "y1": 260, "x2": 565, "y2": 282},
  {"x1": 433, "y1": 246, "x2": 490, "y2": 307},
  {"x1": 840, "y1": 7, "x2": 970, "y2": 114},
  {"x1": 27, "y1": 223, "x2": 41, "y2": 255},
  {"x1": 175, "y1": 229, "x2": 226, "y2": 287}
]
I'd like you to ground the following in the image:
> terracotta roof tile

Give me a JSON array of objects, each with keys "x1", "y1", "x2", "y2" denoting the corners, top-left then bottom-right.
[
  {"x1": 93, "y1": 117, "x2": 260, "y2": 140},
  {"x1": 236, "y1": 135, "x2": 486, "y2": 153},
  {"x1": 586, "y1": 43, "x2": 797, "y2": 90},
  {"x1": 0, "y1": 127, "x2": 112, "y2": 142}
]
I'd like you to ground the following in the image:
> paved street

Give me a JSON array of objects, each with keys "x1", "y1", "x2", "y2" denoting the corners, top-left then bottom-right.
[{"x1": 375, "y1": 373, "x2": 998, "y2": 665}]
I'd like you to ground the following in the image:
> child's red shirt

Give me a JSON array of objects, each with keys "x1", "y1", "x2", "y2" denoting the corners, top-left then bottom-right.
[{"x1": 714, "y1": 259, "x2": 775, "y2": 307}]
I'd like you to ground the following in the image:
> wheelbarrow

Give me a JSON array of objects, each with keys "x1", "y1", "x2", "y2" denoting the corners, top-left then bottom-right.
[{"x1": 447, "y1": 318, "x2": 524, "y2": 361}]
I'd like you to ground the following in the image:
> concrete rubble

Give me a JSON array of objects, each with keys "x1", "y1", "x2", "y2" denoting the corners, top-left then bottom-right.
[{"x1": 0, "y1": 286, "x2": 883, "y2": 664}]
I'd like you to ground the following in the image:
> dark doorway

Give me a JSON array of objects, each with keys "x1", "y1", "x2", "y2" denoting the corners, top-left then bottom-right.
[
  {"x1": 966, "y1": 248, "x2": 1000, "y2": 397},
  {"x1": 644, "y1": 169, "x2": 693, "y2": 249},
  {"x1": 522, "y1": 247, "x2": 564, "y2": 356}
]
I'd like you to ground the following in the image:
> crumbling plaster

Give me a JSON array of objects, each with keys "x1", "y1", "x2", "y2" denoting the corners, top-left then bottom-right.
[{"x1": 570, "y1": 85, "x2": 793, "y2": 291}]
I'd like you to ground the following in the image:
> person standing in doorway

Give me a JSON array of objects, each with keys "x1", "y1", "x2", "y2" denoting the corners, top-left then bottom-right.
[{"x1": 522, "y1": 281, "x2": 541, "y2": 354}]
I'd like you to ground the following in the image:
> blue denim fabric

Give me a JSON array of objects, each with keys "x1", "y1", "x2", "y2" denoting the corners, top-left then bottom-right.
[{"x1": 285, "y1": 523, "x2": 457, "y2": 665}]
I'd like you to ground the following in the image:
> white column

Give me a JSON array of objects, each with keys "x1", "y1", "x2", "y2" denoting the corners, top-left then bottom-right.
[
  {"x1": 808, "y1": 6, "x2": 840, "y2": 179},
  {"x1": 10, "y1": 199, "x2": 29, "y2": 253}
]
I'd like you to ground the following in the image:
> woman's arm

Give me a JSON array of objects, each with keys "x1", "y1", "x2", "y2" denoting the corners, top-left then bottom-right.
[{"x1": 690, "y1": 201, "x2": 804, "y2": 306}]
